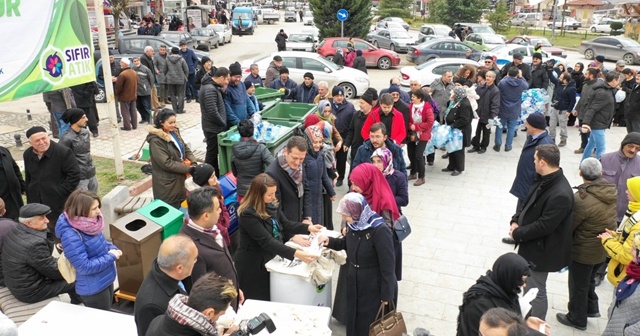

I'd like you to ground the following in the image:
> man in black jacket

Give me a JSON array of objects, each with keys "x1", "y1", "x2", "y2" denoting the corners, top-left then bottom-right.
[
  {"x1": 572, "y1": 68, "x2": 600, "y2": 154},
  {"x1": 331, "y1": 87, "x2": 356, "y2": 187},
  {"x1": 134, "y1": 234, "x2": 198, "y2": 336},
  {"x1": 509, "y1": 144, "x2": 573, "y2": 320},
  {"x1": 530, "y1": 53, "x2": 549, "y2": 91},
  {"x1": 345, "y1": 90, "x2": 375, "y2": 166},
  {"x1": 500, "y1": 53, "x2": 532, "y2": 86},
  {"x1": 275, "y1": 29, "x2": 287, "y2": 51},
  {"x1": 580, "y1": 72, "x2": 618, "y2": 161},
  {"x1": 469, "y1": 71, "x2": 500, "y2": 154},
  {"x1": 0, "y1": 147, "x2": 24, "y2": 221},
  {"x1": 199, "y1": 67, "x2": 230, "y2": 176},
  {"x1": 624, "y1": 72, "x2": 640, "y2": 133},
  {"x1": 59, "y1": 109, "x2": 98, "y2": 193}
]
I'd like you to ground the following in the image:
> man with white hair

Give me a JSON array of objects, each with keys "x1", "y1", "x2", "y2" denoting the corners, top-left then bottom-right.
[
  {"x1": 140, "y1": 46, "x2": 161, "y2": 109},
  {"x1": 314, "y1": 81, "x2": 332, "y2": 104},
  {"x1": 115, "y1": 57, "x2": 139, "y2": 130}
]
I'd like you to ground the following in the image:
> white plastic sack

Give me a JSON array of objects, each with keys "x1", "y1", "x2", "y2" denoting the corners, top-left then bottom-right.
[
  {"x1": 445, "y1": 128, "x2": 463, "y2": 153},
  {"x1": 432, "y1": 123, "x2": 451, "y2": 149},
  {"x1": 616, "y1": 90, "x2": 627, "y2": 103}
]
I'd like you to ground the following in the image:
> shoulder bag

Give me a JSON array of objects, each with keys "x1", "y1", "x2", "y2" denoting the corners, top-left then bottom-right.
[
  {"x1": 57, "y1": 229, "x2": 83, "y2": 284},
  {"x1": 369, "y1": 301, "x2": 407, "y2": 336},
  {"x1": 393, "y1": 215, "x2": 411, "y2": 242}
]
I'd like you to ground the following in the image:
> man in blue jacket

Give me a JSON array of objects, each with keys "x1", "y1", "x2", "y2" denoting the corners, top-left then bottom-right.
[
  {"x1": 225, "y1": 62, "x2": 255, "y2": 126},
  {"x1": 269, "y1": 67, "x2": 298, "y2": 100},
  {"x1": 294, "y1": 72, "x2": 318, "y2": 104},
  {"x1": 495, "y1": 67, "x2": 529, "y2": 152},
  {"x1": 179, "y1": 41, "x2": 199, "y2": 103},
  {"x1": 548, "y1": 72, "x2": 577, "y2": 147},
  {"x1": 353, "y1": 122, "x2": 407, "y2": 176}
]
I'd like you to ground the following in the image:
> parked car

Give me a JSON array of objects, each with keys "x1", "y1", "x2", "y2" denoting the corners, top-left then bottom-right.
[
  {"x1": 406, "y1": 39, "x2": 482, "y2": 65},
  {"x1": 547, "y1": 17, "x2": 581, "y2": 30},
  {"x1": 418, "y1": 24, "x2": 452, "y2": 39},
  {"x1": 367, "y1": 29, "x2": 415, "y2": 53},
  {"x1": 399, "y1": 58, "x2": 481, "y2": 87},
  {"x1": 589, "y1": 18, "x2": 626, "y2": 33},
  {"x1": 303, "y1": 11, "x2": 313, "y2": 25},
  {"x1": 505, "y1": 36, "x2": 567, "y2": 58},
  {"x1": 159, "y1": 31, "x2": 197, "y2": 49},
  {"x1": 454, "y1": 23, "x2": 497, "y2": 35},
  {"x1": 415, "y1": 35, "x2": 441, "y2": 44},
  {"x1": 190, "y1": 27, "x2": 220, "y2": 51},
  {"x1": 240, "y1": 51, "x2": 370, "y2": 99},
  {"x1": 284, "y1": 10, "x2": 297, "y2": 22},
  {"x1": 375, "y1": 20, "x2": 405, "y2": 31},
  {"x1": 316, "y1": 37, "x2": 401, "y2": 70},
  {"x1": 509, "y1": 12, "x2": 542, "y2": 26},
  {"x1": 285, "y1": 33, "x2": 317, "y2": 52},
  {"x1": 207, "y1": 24, "x2": 233, "y2": 44},
  {"x1": 579, "y1": 36, "x2": 640, "y2": 64},
  {"x1": 381, "y1": 17, "x2": 410, "y2": 31},
  {"x1": 481, "y1": 44, "x2": 559, "y2": 67},
  {"x1": 464, "y1": 33, "x2": 505, "y2": 51}
]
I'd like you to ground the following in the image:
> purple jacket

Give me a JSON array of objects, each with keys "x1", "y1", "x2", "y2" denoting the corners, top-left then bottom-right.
[{"x1": 601, "y1": 150, "x2": 640, "y2": 222}]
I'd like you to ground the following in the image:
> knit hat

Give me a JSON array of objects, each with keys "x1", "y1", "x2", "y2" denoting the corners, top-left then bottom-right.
[
  {"x1": 364, "y1": 87, "x2": 378, "y2": 101},
  {"x1": 595, "y1": 55, "x2": 605, "y2": 63},
  {"x1": 171, "y1": 47, "x2": 179, "y2": 54},
  {"x1": 190, "y1": 163, "x2": 215, "y2": 187},
  {"x1": 532, "y1": 52, "x2": 543, "y2": 60},
  {"x1": 356, "y1": 50, "x2": 363, "y2": 56},
  {"x1": 621, "y1": 132, "x2": 640, "y2": 149},
  {"x1": 387, "y1": 85, "x2": 401, "y2": 94},
  {"x1": 201, "y1": 56, "x2": 212, "y2": 67},
  {"x1": 361, "y1": 91, "x2": 374, "y2": 106},
  {"x1": 332, "y1": 86, "x2": 344, "y2": 96},
  {"x1": 61, "y1": 108, "x2": 85, "y2": 125},
  {"x1": 303, "y1": 72, "x2": 314, "y2": 80},
  {"x1": 26, "y1": 126, "x2": 47, "y2": 139},
  {"x1": 526, "y1": 113, "x2": 546, "y2": 130},
  {"x1": 229, "y1": 62, "x2": 242, "y2": 76},
  {"x1": 279, "y1": 66, "x2": 289, "y2": 74}
]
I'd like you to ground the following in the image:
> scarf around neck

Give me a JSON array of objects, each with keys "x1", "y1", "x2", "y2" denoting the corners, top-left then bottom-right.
[
  {"x1": 166, "y1": 294, "x2": 218, "y2": 336},
  {"x1": 616, "y1": 262, "x2": 640, "y2": 306},
  {"x1": 64, "y1": 212, "x2": 105, "y2": 236},
  {"x1": 277, "y1": 149, "x2": 304, "y2": 197}
]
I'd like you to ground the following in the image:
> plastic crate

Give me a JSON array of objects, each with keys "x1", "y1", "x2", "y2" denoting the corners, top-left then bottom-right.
[
  {"x1": 260, "y1": 102, "x2": 317, "y2": 123},
  {"x1": 136, "y1": 199, "x2": 184, "y2": 240},
  {"x1": 255, "y1": 86, "x2": 284, "y2": 102},
  {"x1": 217, "y1": 120, "x2": 301, "y2": 175}
]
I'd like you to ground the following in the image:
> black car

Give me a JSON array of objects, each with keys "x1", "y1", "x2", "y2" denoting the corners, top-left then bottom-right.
[{"x1": 406, "y1": 38, "x2": 482, "y2": 65}]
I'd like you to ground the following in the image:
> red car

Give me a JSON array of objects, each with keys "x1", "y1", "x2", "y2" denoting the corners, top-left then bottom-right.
[{"x1": 316, "y1": 37, "x2": 401, "y2": 70}]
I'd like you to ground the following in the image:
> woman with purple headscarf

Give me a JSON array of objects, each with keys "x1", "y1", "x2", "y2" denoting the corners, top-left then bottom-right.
[{"x1": 371, "y1": 147, "x2": 408, "y2": 213}]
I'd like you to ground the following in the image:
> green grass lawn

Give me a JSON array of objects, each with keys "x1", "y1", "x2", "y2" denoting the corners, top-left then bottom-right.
[
  {"x1": 501, "y1": 26, "x2": 601, "y2": 49},
  {"x1": 94, "y1": 156, "x2": 149, "y2": 198}
]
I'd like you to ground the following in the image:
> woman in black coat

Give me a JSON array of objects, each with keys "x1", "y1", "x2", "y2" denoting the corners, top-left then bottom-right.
[
  {"x1": 303, "y1": 125, "x2": 336, "y2": 226},
  {"x1": 234, "y1": 173, "x2": 322, "y2": 301},
  {"x1": 319, "y1": 192, "x2": 397, "y2": 336},
  {"x1": 352, "y1": 50, "x2": 367, "y2": 74},
  {"x1": 443, "y1": 87, "x2": 472, "y2": 176},
  {"x1": 0, "y1": 146, "x2": 25, "y2": 220}
]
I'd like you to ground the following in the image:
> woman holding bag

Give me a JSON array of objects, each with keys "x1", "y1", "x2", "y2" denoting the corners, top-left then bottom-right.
[{"x1": 442, "y1": 87, "x2": 472, "y2": 176}]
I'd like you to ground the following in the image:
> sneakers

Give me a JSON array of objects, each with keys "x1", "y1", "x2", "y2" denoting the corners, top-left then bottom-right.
[
  {"x1": 574, "y1": 148, "x2": 584, "y2": 154},
  {"x1": 559, "y1": 140, "x2": 567, "y2": 147},
  {"x1": 407, "y1": 173, "x2": 417, "y2": 180},
  {"x1": 413, "y1": 178, "x2": 425, "y2": 186},
  {"x1": 493, "y1": 145, "x2": 500, "y2": 152}
]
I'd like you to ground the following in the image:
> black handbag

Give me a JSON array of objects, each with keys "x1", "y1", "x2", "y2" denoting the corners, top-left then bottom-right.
[{"x1": 393, "y1": 215, "x2": 411, "y2": 242}]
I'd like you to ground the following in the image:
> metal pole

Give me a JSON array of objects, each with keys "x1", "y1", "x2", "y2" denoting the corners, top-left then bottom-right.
[
  {"x1": 341, "y1": 21, "x2": 343, "y2": 38},
  {"x1": 94, "y1": 3, "x2": 125, "y2": 179}
]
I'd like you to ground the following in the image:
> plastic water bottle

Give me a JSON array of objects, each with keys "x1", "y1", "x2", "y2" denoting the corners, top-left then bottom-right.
[
  {"x1": 265, "y1": 124, "x2": 273, "y2": 142},
  {"x1": 252, "y1": 112, "x2": 262, "y2": 125}
]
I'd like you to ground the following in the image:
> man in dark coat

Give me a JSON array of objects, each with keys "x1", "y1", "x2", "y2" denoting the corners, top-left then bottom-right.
[
  {"x1": 275, "y1": 29, "x2": 287, "y2": 51},
  {"x1": 23, "y1": 127, "x2": 80, "y2": 231},
  {"x1": 70, "y1": 82, "x2": 100, "y2": 137},
  {"x1": 496, "y1": 67, "x2": 529, "y2": 152},
  {"x1": 353, "y1": 123, "x2": 407, "y2": 176},
  {"x1": 572, "y1": 68, "x2": 600, "y2": 154},
  {"x1": 509, "y1": 144, "x2": 573, "y2": 320},
  {"x1": 529, "y1": 53, "x2": 549, "y2": 90},
  {"x1": 265, "y1": 136, "x2": 312, "y2": 224},
  {"x1": 0, "y1": 198, "x2": 17, "y2": 286},
  {"x1": 624, "y1": 72, "x2": 640, "y2": 133},
  {"x1": 580, "y1": 72, "x2": 618, "y2": 161},
  {"x1": 179, "y1": 41, "x2": 200, "y2": 103},
  {"x1": 294, "y1": 72, "x2": 319, "y2": 104},
  {"x1": 134, "y1": 235, "x2": 198, "y2": 336},
  {"x1": 2, "y1": 203, "x2": 78, "y2": 303},
  {"x1": 331, "y1": 86, "x2": 357, "y2": 186},
  {"x1": 180, "y1": 187, "x2": 241, "y2": 311},
  {"x1": 0, "y1": 146, "x2": 24, "y2": 220},
  {"x1": 499, "y1": 53, "x2": 532, "y2": 86},
  {"x1": 345, "y1": 90, "x2": 375, "y2": 167},
  {"x1": 548, "y1": 72, "x2": 577, "y2": 147},
  {"x1": 199, "y1": 67, "x2": 230, "y2": 177},
  {"x1": 469, "y1": 71, "x2": 500, "y2": 154}
]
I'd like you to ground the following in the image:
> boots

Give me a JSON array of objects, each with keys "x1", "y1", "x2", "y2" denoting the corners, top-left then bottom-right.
[{"x1": 413, "y1": 178, "x2": 425, "y2": 186}]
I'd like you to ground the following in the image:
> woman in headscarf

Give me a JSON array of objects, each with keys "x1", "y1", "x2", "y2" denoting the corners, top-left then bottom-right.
[
  {"x1": 333, "y1": 47, "x2": 345, "y2": 66},
  {"x1": 308, "y1": 107, "x2": 343, "y2": 149},
  {"x1": 319, "y1": 193, "x2": 397, "y2": 336},
  {"x1": 602, "y1": 235, "x2": 640, "y2": 335},
  {"x1": 442, "y1": 87, "x2": 472, "y2": 176},
  {"x1": 302, "y1": 125, "x2": 336, "y2": 227},
  {"x1": 371, "y1": 148, "x2": 408, "y2": 212},
  {"x1": 457, "y1": 253, "x2": 548, "y2": 336},
  {"x1": 598, "y1": 176, "x2": 640, "y2": 286}
]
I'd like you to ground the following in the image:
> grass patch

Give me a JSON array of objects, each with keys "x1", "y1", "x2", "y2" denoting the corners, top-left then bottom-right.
[
  {"x1": 94, "y1": 156, "x2": 148, "y2": 198},
  {"x1": 501, "y1": 26, "x2": 601, "y2": 49}
]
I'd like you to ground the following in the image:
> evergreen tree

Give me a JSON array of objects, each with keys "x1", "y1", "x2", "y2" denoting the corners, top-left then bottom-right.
[
  {"x1": 429, "y1": 0, "x2": 489, "y2": 24},
  {"x1": 309, "y1": 0, "x2": 371, "y2": 39},
  {"x1": 378, "y1": 0, "x2": 412, "y2": 18},
  {"x1": 486, "y1": 0, "x2": 511, "y2": 33}
]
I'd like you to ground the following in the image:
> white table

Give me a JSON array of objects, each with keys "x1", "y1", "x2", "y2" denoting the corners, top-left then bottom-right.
[
  {"x1": 17, "y1": 301, "x2": 136, "y2": 336},
  {"x1": 236, "y1": 299, "x2": 332, "y2": 336}
]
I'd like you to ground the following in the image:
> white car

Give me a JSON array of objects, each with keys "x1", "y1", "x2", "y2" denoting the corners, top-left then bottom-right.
[
  {"x1": 399, "y1": 58, "x2": 481, "y2": 87},
  {"x1": 240, "y1": 51, "x2": 369, "y2": 99},
  {"x1": 481, "y1": 44, "x2": 560, "y2": 68},
  {"x1": 303, "y1": 11, "x2": 313, "y2": 25},
  {"x1": 207, "y1": 24, "x2": 233, "y2": 44},
  {"x1": 285, "y1": 33, "x2": 317, "y2": 52},
  {"x1": 589, "y1": 18, "x2": 625, "y2": 33}
]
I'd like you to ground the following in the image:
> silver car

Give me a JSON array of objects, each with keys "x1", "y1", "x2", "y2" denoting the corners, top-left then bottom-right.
[
  {"x1": 368, "y1": 29, "x2": 415, "y2": 53},
  {"x1": 190, "y1": 28, "x2": 220, "y2": 51},
  {"x1": 579, "y1": 36, "x2": 640, "y2": 65}
]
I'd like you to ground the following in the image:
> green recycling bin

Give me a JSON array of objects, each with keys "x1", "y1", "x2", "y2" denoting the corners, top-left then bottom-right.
[
  {"x1": 217, "y1": 120, "x2": 302, "y2": 175},
  {"x1": 136, "y1": 199, "x2": 184, "y2": 240},
  {"x1": 261, "y1": 98, "x2": 280, "y2": 112},
  {"x1": 255, "y1": 87, "x2": 284, "y2": 102},
  {"x1": 260, "y1": 102, "x2": 317, "y2": 123}
]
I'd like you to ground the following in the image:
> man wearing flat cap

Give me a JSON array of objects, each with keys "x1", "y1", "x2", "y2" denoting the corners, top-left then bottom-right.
[
  {"x1": 500, "y1": 52, "x2": 532, "y2": 86},
  {"x1": 294, "y1": 72, "x2": 318, "y2": 104},
  {"x1": 23, "y1": 126, "x2": 80, "y2": 232},
  {"x1": 59, "y1": 108, "x2": 98, "y2": 193},
  {"x1": 2, "y1": 203, "x2": 79, "y2": 303}
]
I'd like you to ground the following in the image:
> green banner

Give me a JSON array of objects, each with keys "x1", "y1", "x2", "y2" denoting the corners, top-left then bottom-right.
[{"x1": 0, "y1": 0, "x2": 95, "y2": 102}]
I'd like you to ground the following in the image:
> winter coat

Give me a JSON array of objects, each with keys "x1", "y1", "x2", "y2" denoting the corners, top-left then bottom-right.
[
  {"x1": 530, "y1": 64, "x2": 549, "y2": 90},
  {"x1": 573, "y1": 71, "x2": 585, "y2": 94},
  {"x1": 133, "y1": 64, "x2": 154, "y2": 96},
  {"x1": 70, "y1": 82, "x2": 98, "y2": 108},
  {"x1": 333, "y1": 53, "x2": 345, "y2": 66},
  {"x1": 134, "y1": 260, "x2": 187, "y2": 336},
  {"x1": 55, "y1": 215, "x2": 117, "y2": 296},
  {"x1": 344, "y1": 51, "x2": 356, "y2": 68},
  {"x1": 225, "y1": 81, "x2": 255, "y2": 126},
  {"x1": 245, "y1": 73, "x2": 263, "y2": 87},
  {"x1": 314, "y1": 92, "x2": 333, "y2": 104},
  {"x1": 430, "y1": 78, "x2": 454, "y2": 116},
  {"x1": 353, "y1": 139, "x2": 407, "y2": 177},
  {"x1": 146, "y1": 127, "x2": 196, "y2": 208},
  {"x1": 23, "y1": 141, "x2": 80, "y2": 225},
  {"x1": 571, "y1": 178, "x2": 617, "y2": 265},
  {"x1": 0, "y1": 218, "x2": 16, "y2": 286},
  {"x1": 445, "y1": 98, "x2": 473, "y2": 148},
  {"x1": 231, "y1": 138, "x2": 274, "y2": 196},
  {"x1": 549, "y1": 77, "x2": 577, "y2": 112},
  {"x1": 583, "y1": 80, "x2": 616, "y2": 130},
  {"x1": 97, "y1": 60, "x2": 121, "y2": 89},
  {"x1": 331, "y1": 100, "x2": 356, "y2": 137},
  {"x1": 303, "y1": 149, "x2": 336, "y2": 225},
  {"x1": 264, "y1": 61, "x2": 280, "y2": 87},
  {"x1": 361, "y1": 107, "x2": 407, "y2": 145},
  {"x1": 152, "y1": 53, "x2": 168, "y2": 84},
  {"x1": 509, "y1": 131, "x2": 554, "y2": 200},
  {"x1": 140, "y1": 53, "x2": 156, "y2": 82},
  {"x1": 511, "y1": 169, "x2": 574, "y2": 272},
  {"x1": 178, "y1": 48, "x2": 198, "y2": 74},
  {"x1": 164, "y1": 54, "x2": 189, "y2": 85},
  {"x1": 603, "y1": 212, "x2": 640, "y2": 286},
  {"x1": 275, "y1": 32, "x2": 287, "y2": 49},
  {"x1": 386, "y1": 171, "x2": 409, "y2": 210},
  {"x1": 234, "y1": 206, "x2": 309, "y2": 300},
  {"x1": 199, "y1": 74, "x2": 227, "y2": 134},
  {"x1": 601, "y1": 150, "x2": 640, "y2": 222},
  {"x1": 353, "y1": 56, "x2": 367, "y2": 73},
  {"x1": 265, "y1": 159, "x2": 311, "y2": 222},
  {"x1": 43, "y1": 90, "x2": 68, "y2": 113},
  {"x1": 294, "y1": 83, "x2": 319, "y2": 104},
  {"x1": 500, "y1": 61, "x2": 532, "y2": 86},
  {"x1": 115, "y1": 67, "x2": 138, "y2": 102},
  {"x1": 146, "y1": 314, "x2": 204, "y2": 336},
  {"x1": 344, "y1": 110, "x2": 370, "y2": 151},
  {"x1": 624, "y1": 82, "x2": 640, "y2": 121},
  {"x1": 475, "y1": 82, "x2": 500, "y2": 123},
  {"x1": 59, "y1": 128, "x2": 96, "y2": 180},
  {"x1": 194, "y1": 67, "x2": 208, "y2": 91},
  {"x1": 498, "y1": 76, "x2": 529, "y2": 119},
  {"x1": 408, "y1": 102, "x2": 435, "y2": 142},
  {"x1": 0, "y1": 146, "x2": 24, "y2": 220},
  {"x1": 574, "y1": 78, "x2": 598, "y2": 118},
  {"x1": 269, "y1": 78, "x2": 298, "y2": 100},
  {"x1": 2, "y1": 224, "x2": 67, "y2": 303},
  {"x1": 602, "y1": 286, "x2": 640, "y2": 336}
]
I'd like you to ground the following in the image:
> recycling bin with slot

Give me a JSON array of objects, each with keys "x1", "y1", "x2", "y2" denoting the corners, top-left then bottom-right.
[{"x1": 136, "y1": 199, "x2": 184, "y2": 240}]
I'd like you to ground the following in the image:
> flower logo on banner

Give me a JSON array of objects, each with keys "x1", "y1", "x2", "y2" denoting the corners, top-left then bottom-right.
[
  {"x1": 40, "y1": 46, "x2": 66, "y2": 85},
  {"x1": 44, "y1": 52, "x2": 64, "y2": 78}
]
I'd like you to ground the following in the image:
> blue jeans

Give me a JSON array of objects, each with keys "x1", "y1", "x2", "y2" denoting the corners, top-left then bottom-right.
[
  {"x1": 494, "y1": 117, "x2": 518, "y2": 149},
  {"x1": 185, "y1": 73, "x2": 196, "y2": 99},
  {"x1": 53, "y1": 112, "x2": 70, "y2": 138},
  {"x1": 581, "y1": 129, "x2": 606, "y2": 161}
]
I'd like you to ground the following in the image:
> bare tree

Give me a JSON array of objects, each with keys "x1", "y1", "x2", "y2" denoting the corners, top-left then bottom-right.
[{"x1": 107, "y1": 0, "x2": 132, "y2": 46}]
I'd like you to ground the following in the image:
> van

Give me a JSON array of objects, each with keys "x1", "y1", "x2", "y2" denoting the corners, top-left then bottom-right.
[
  {"x1": 251, "y1": 7, "x2": 264, "y2": 24},
  {"x1": 510, "y1": 13, "x2": 542, "y2": 26},
  {"x1": 231, "y1": 7, "x2": 255, "y2": 35}
]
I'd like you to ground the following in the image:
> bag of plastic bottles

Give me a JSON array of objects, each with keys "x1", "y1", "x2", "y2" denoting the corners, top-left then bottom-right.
[{"x1": 445, "y1": 128, "x2": 463, "y2": 153}]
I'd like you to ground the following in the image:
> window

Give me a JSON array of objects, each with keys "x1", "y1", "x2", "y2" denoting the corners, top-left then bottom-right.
[
  {"x1": 454, "y1": 43, "x2": 471, "y2": 51},
  {"x1": 432, "y1": 64, "x2": 462, "y2": 75},
  {"x1": 282, "y1": 57, "x2": 297, "y2": 69},
  {"x1": 301, "y1": 58, "x2": 326, "y2": 72},
  {"x1": 355, "y1": 41, "x2": 370, "y2": 50},
  {"x1": 147, "y1": 39, "x2": 166, "y2": 51},
  {"x1": 123, "y1": 39, "x2": 146, "y2": 53},
  {"x1": 333, "y1": 40, "x2": 348, "y2": 48}
]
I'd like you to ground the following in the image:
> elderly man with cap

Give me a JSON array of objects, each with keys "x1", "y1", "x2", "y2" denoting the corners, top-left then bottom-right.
[
  {"x1": 330, "y1": 86, "x2": 357, "y2": 186},
  {"x1": 115, "y1": 57, "x2": 139, "y2": 131},
  {"x1": 225, "y1": 62, "x2": 255, "y2": 127},
  {"x1": 132, "y1": 56, "x2": 154, "y2": 124},
  {"x1": 166, "y1": 46, "x2": 189, "y2": 114},
  {"x1": 59, "y1": 108, "x2": 98, "y2": 193},
  {"x1": 23, "y1": 126, "x2": 80, "y2": 231},
  {"x1": 294, "y1": 72, "x2": 318, "y2": 104},
  {"x1": 500, "y1": 52, "x2": 532, "y2": 86},
  {"x1": 268, "y1": 66, "x2": 298, "y2": 101},
  {"x1": 502, "y1": 113, "x2": 553, "y2": 245},
  {"x1": 179, "y1": 40, "x2": 199, "y2": 103},
  {"x1": 314, "y1": 81, "x2": 333, "y2": 104},
  {"x1": 264, "y1": 55, "x2": 282, "y2": 87},
  {"x1": 2, "y1": 203, "x2": 80, "y2": 304}
]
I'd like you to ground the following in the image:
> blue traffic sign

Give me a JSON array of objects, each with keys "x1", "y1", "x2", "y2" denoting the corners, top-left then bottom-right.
[{"x1": 337, "y1": 9, "x2": 348, "y2": 22}]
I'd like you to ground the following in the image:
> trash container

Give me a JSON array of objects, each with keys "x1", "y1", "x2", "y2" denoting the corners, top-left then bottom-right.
[
  {"x1": 261, "y1": 98, "x2": 280, "y2": 112},
  {"x1": 270, "y1": 270, "x2": 332, "y2": 308},
  {"x1": 110, "y1": 212, "x2": 162, "y2": 296},
  {"x1": 255, "y1": 86, "x2": 284, "y2": 103},
  {"x1": 260, "y1": 102, "x2": 317, "y2": 123},
  {"x1": 217, "y1": 120, "x2": 301, "y2": 175},
  {"x1": 136, "y1": 199, "x2": 184, "y2": 240}
]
